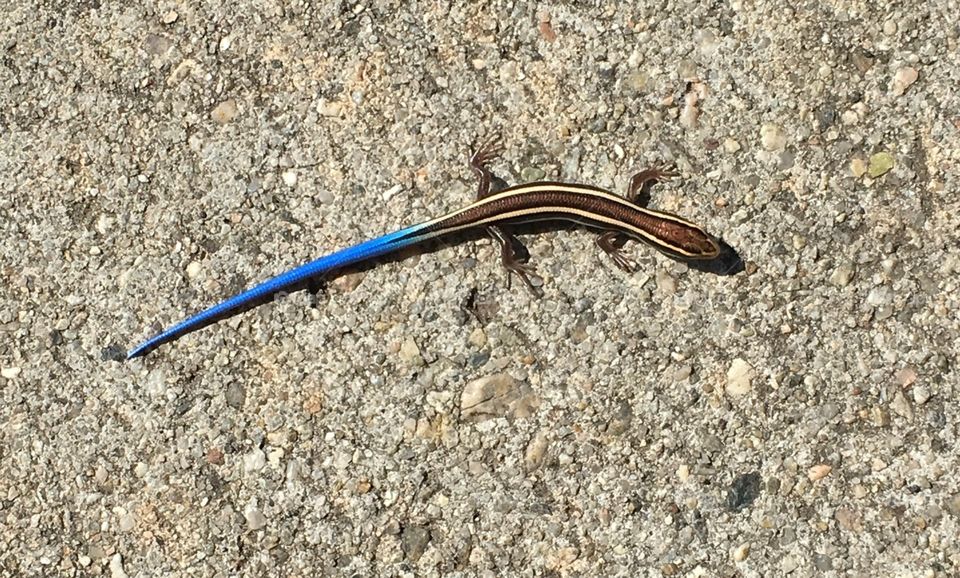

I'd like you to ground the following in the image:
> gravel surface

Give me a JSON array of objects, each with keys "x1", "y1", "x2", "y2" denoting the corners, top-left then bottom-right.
[{"x1": 2, "y1": 1, "x2": 959, "y2": 576}]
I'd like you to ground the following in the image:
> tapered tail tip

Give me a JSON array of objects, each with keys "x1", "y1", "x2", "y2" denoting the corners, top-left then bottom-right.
[{"x1": 125, "y1": 340, "x2": 155, "y2": 360}]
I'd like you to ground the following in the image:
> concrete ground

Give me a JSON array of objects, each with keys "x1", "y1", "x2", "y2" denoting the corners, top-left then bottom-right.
[{"x1": 1, "y1": 1, "x2": 959, "y2": 576}]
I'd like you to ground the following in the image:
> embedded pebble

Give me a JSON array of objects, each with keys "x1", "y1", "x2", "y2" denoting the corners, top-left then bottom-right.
[
  {"x1": 460, "y1": 374, "x2": 540, "y2": 421},
  {"x1": 891, "y1": 67, "x2": 919, "y2": 96},
  {"x1": 723, "y1": 138, "x2": 741, "y2": 153},
  {"x1": 896, "y1": 367, "x2": 917, "y2": 387},
  {"x1": 725, "y1": 359, "x2": 754, "y2": 396},
  {"x1": 673, "y1": 364, "x2": 692, "y2": 381},
  {"x1": 521, "y1": 167, "x2": 546, "y2": 181},
  {"x1": 468, "y1": 327, "x2": 487, "y2": 347},
  {"x1": 946, "y1": 495, "x2": 960, "y2": 517},
  {"x1": 808, "y1": 464, "x2": 832, "y2": 481},
  {"x1": 760, "y1": 124, "x2": 787, "y2": 151},
  {"x1": 398, "y1": 337, "x2": 424, "y2": 365},
  {"x1": 109, "y1": 554, "x2": 129, "y2": 578},
  {"x1": 244, "y1": 448, "x2": 266, "y2": 473},
  {"x1": 211, "y1": 99, "x2": 238, "y2": 124},
  {"x1": 655, "y1": 269, "x2": 676, "y2": 295},
  {"x1": 852, "y1": 49, "x2": 875, "y2": 72},
  {"x1": 679, "y1": 88, "x2": 700, "y2": 129},
  {"x1": 849, "y1": 158, "x2": 867, "y2": 177},
  {"x1": 891, "y1": 391, "x2": 914, "y2": 419},
  {"x1": 814, "y1": 553, "x2": 833, "y2": 571},
  {"x1": 867, "y1": 152, "x2": 894, "y2": 178},
  {"x1": 524, "y1": 431, "x2": 549, "y2": 471},
  {"x1": 401, "y1": 525, "x2": 431, "y2": 561},
  {"x1": 830, "y1": 263, "x2": 855, "y2": 287},
  {"x1": 118, "y1": 513, "x2": 135, "y2": 532},
  {"x1": 866, "y1": 286, "x2": 892, "y2": 307},
  {"x1": 836, "y1": 507, "x2": 862, "y2": 532},
  {"x1": 225, "y1": 382, "x2": 246, "y2": 409},
  {"x1": 245, "y1": 506, "x2": 267, "y2": 530},
  {"x1": 185, "y1": 261, "x2": 203, "y2": 279},
  {"x1": 781, "y1": 555, "x2": 799, "y2": 573},
  {"x1": 733, "y1": 542, "x2": 750, "y2": 562}
]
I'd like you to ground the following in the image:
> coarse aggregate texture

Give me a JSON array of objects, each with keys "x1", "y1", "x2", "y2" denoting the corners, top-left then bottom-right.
[{"x1": 2, "y1": 1, "x2": 960, "y2": 576}]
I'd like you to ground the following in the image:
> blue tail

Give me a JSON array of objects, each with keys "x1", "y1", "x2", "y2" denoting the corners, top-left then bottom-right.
[{"x1": 126, "y1": 224, "x2": 426, "y2": 359}]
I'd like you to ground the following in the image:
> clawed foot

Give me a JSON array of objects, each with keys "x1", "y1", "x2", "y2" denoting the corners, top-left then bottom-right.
[
  {"x1": 504, "y1": 260, "x2": 543, "y2": 298},
  {"x1": 596, "y1": 231, "x2": 637, "y2": 273},
  {"x1": 627, "y1": 165, "x2": 680, "y2": 205},
  {"x1": 488, "y1": 225, "x2": 542, "y2": 298},
  {"x1": 607, "y1": 251, "x2": 637, "y2": 273},
  {"x1": 470, "y1": 134, "x2": 505, "y2": 175},
  {"x1": 470, "y1": 134, "x2": 507, "y2": 200}
]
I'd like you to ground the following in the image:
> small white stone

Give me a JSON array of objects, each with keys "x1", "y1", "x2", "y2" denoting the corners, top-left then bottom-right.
[
  {"x1": 760, "y1": 123, "x2": 787, "y2": 151},
  {"x1": 850, "y1": 158, "x2": 867, "y2": 177},
  {"x1": 1, "y1": 366, "x2": 21, "y2": 379},
  {"x1": 267, "y1": 448, "x2": 285, "y2": 467},
  {"x1": 891, "y1": 66, "x2": 919, "y2": 96},
  {"x1": 161, "y1": 10, "x2": 178, "y2": 24},
  {"x1": 830, "y1": 263, "x2": 855, "y2": 287},
  {"x1": 891, "y1": 390, "x2": 914, "y2": 419},
  {"x1": 840, "y1": 109, "x2": 860, "y2": 125},
  {"x1": 109, "y1": 554, "x2": 129, "y2": 578},
  {"x1": 781, "y1": 555, "x2": 799, "y2": 573},
  {"x1": 866, "y1": 286, "x2": 891, "y2": 307},
  {"x1": 244, "y1": 448, "x2": 266, "y2": 473},
  {"x1": 679, "y1": 90, "x2": 700, "y2": 129},
  {"x1": 468, "y1": 328, "x2": 487, "y2": 347},
  {"x1": 210, "y1": 99, "x2": 238, "y2": 124},
  {"x1": 118, "y1": 513, "x2": 136, "y2": 532},
  {"x1": 913, "y1": 385, "x2": 930, "y2": 405},
  {"x1": 524, "y1": 431, "x2": 549, "y2": 471},
  {"x1": 96, "y1": 214, "x2": 115, "y2": 235},
  {"x1": 281, "y1": 170, "x2": 298, "y2": 187},
  {"x1": 722, "y1": 138, "x2": 741, "y2": 153},
  {"x1": 398, "y1": 337, "x2": 423, "y2": 365},
  {"x1": 725, "y1": 358, "x2": 754, "y2": 396},
  {"x1": 655, "y1": 269, "x2": 676, "y2": 295},
  {"x1": 316, "y1": 99, "x2": 343, "y2": 117},
  {"x1": 245, "y1": 506, "x2": 267, "y2": 530},
  {"x1": 381, "y1": 183, "x2": 403, "y2": 201},
  {"x1": 733, "y1": 542, "x2": 750, "y2": 562},
  {"x1": 185, "y1": 261, "x2": 203, "y2": 279}
]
